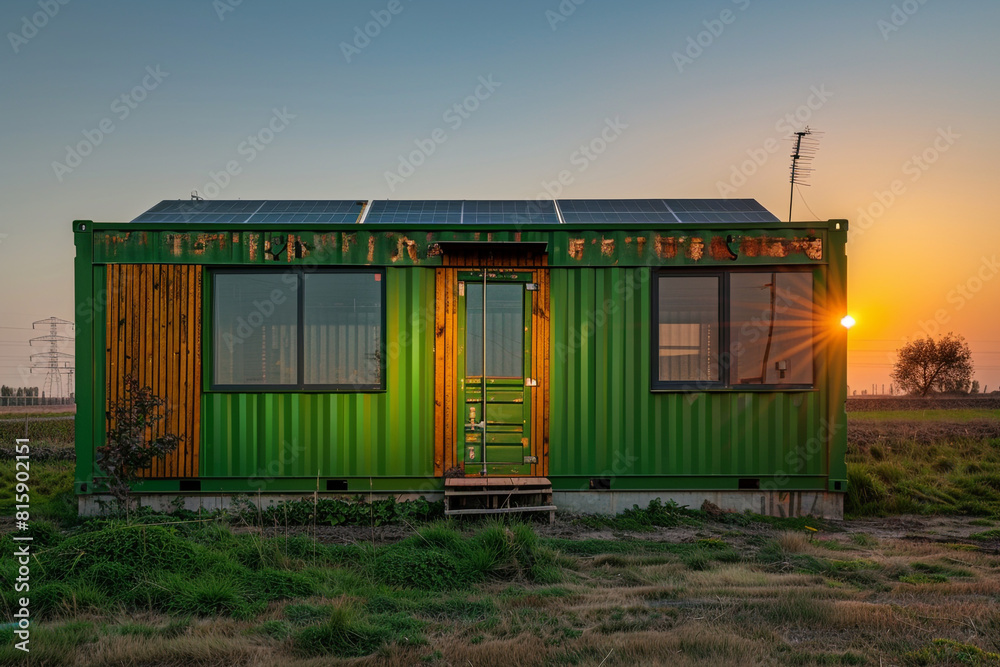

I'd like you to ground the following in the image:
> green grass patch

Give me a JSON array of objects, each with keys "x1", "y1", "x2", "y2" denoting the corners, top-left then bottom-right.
[
  {"x1": 849, "y1": 409, "x2": 1000, "y2": 422},
  {"x1": 292, "y1": 605, "x2": 426, "y2": 658},
  {"x1": 232, "y1": 494, "x2": 443, "y2": 527},
  {"x1": 904, "y1": 638, "x2": 1000, "y2": 666},
  {"x1": 0, "y1": 460, "x2": 76, "y2": 522},
  {"x1": 969, "y1": 529, "x2": 1000, "y2": 541},
  {"x1": 845, "y1": 418, "x2": 1000, "y2": 517},
  {"x1": 0, "y1": 415, "x2": 74, "y2": 442}
]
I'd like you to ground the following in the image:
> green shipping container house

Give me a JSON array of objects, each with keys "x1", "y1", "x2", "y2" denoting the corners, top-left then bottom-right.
[{"x1": 73, "y1": 198, "x2": 849, "y2": 518}]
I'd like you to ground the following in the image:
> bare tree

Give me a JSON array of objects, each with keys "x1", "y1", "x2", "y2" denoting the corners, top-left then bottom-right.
[{"x1": 891, "y1": 333, "x2": 974, "y2": 397}]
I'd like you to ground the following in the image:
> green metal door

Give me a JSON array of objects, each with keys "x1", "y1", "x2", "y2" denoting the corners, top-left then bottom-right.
[{"x1": 458, "y1": 271, "x2": 534, "y2": 476}]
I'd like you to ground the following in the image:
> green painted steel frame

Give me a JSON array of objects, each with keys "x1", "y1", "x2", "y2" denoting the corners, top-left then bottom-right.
[
  {"x1": 72, "y1": 218, "x2": 848, "y2": 496},
  {"x1": 85, "y1": 223, "x2": 832, "y2": 268}
]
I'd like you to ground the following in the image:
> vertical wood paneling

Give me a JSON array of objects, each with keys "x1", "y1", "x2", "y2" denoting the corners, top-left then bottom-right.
[{"x1": 106, "y1": 264, "x2": 202, "y2": 478}]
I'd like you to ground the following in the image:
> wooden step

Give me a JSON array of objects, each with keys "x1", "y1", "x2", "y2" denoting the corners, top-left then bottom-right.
[{"x1": 444, "y1": 476, "x2": 555, "y2": 524}]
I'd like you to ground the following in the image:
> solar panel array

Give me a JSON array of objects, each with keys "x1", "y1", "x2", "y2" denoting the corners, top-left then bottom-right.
[
  {"x1": 557, "y1": 199, "x2": 675, "y2": 223},
  {"x1": 557, "y1": 199, "x2": 779, "y2": 224},
  {"x1": 131, "y1": 199, "x2": 778, "y2": 224},
  {"x1": 663, "y1": 199, "x2": 778, "y2": 223},
  {"x1": 132, "y1": 200, "x2": 364, "y2": 224},
  {"x1": 460, "y1": 200, "x2": 559, "y2": 224},
  {"x1": 362, "y1": 200, "x2": 463, "y2": 224}
]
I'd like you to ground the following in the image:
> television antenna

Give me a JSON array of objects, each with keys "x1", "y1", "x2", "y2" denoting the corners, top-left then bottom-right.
[{"x1": 788, "y1": 127, "x2": 822, "y2": 222}]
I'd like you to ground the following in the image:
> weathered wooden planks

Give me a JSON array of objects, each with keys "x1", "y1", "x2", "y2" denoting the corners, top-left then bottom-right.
[{"x1": 106, "y1": 264, "x2": 202, "y2": 478}]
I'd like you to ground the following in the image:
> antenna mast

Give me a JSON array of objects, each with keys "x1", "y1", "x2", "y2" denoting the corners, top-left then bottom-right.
[{"x1": 788, "y1": 127, "x2": 821, "y2": 222}]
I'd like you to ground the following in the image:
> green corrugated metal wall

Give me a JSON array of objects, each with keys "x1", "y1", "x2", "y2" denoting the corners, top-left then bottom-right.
[
  {"x1": 549, "y1": 267, "x2": 826, "y2": 481},
  {"x1": 200, "y1": 268, "x2": 436, "y2": 480}
]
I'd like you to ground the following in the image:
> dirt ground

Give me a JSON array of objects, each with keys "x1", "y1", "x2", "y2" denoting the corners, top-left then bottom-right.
[
  {"x1": 0, "y1": 404, "x2": 75, "y2": 415},
  {"x1": 238, "y1": 513, "x2": 999, "y2": 555}
]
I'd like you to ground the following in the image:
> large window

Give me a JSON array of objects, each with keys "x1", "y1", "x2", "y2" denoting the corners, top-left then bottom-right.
[
  {"x1": 653, "y1": 270, "x2": 814, "y2": 389},
  {"x1": 655, "y1": 276, "x2": 720, "y2": 384},
  {"x1": 213, "y1": 270, "x2": 384, "y2": 390}
]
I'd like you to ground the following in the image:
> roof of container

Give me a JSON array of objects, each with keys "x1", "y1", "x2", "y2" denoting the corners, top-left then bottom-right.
[{"x1": 131, "y1": 198, "x2": 780, "y2": 225}]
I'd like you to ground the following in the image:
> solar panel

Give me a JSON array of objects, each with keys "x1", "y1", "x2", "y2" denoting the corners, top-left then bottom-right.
[
  {"x1": 663, "y1": 199, "x2": 779, "y2": 223},
  {"x1": 557, "y1": 199, "x2": 778, "y2": 224},
  {"x1": 461, "y1": 200, "x2": 559, "y2": 224},
  {"x1": 557, "y1": 199, "x2": 677, "y2": 223},
  {"x1": 363, "y1": 200, "x2": 464, "y2": 224},
  {"x1": 130, "y1": 199, "x2": 779, "y2": 225},
  {"x1": 131, "y1": 200, "x2": 364, "y2": 224}
]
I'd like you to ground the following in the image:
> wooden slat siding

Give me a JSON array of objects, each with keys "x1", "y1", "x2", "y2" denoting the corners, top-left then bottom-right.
[
  {"x1": 444, "y1": 269, "x2": 456, "y2": 475},
  {"x1": 434, "y1": 250, "x2": 549, "y2": 475},
  {"x1": 105, "y1": 264, "x2": 202, "y2": 479}
]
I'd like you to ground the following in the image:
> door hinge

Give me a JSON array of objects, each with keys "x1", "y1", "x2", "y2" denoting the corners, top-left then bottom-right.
[
  {"x1": 525, "y1": 283, "x2": 539, "y2": 291},
  {"x1": 525, "y1": 378, "x2": 538, "y2": 387},
  {"x1": 523, "y1": 455, "x2": 537, "y2": 464}
]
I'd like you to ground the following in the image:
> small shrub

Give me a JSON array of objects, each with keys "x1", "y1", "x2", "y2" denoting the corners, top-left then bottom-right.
[
  {"x1": 293, "y1": 605, "x2": 425, "y2": 658},
  {"x1": 44, "y1": 525, "x2": 199, "y2": 579}
]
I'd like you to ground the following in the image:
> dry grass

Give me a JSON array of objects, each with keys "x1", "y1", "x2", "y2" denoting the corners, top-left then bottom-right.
[{"x1": 5, "y1": 520, "x2": 1000, "y2": 666}]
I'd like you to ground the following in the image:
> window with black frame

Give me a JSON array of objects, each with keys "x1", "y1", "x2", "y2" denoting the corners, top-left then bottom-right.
[
  {"x1": 653, "y1": 270, "x2": 814, "y2": 389},
  {"x1": 654, "y1": 275, "x2": 721, "y2": 386},
  {"x1": 213, "y1": 270, "x2": 384, "y2": 390}
]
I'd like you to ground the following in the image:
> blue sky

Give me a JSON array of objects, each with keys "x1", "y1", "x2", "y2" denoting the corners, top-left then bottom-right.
[{"x1": 2, "y1": 0, "x2": 999, "y2": 392}]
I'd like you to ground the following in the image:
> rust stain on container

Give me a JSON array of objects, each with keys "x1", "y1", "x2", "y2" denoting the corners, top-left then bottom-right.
[
  {"x1": 231, "y1": 233, "x2": 239, "y2": 244},
  {"x1": 427, "y1": 243, "x2": 443, "y2": 257},
  {"x1": 600, "y1": 238, "x2": 615, "y2": 256},
  {"x1": 248, "y1": 233, "x2": 259, "y2": 261},
  {"x1": 192, "y1": 232, "x2": 227, "y2": 256},
  {"x1": 654, "y1": 236, "x2": 676, "y2": 259},
  {"x1": 291, "y1": 235, "x2": 310, "y2": 259},
  {"x1": 568, "y1": 239, "x2": 585, "y2": 261},
  {"x1": 338, "y1": 232, "x2": 354, "y2": 255},
  {"x1": 709, "y1": 236, "x2": 737, "y2": 261},
  {"x1": 803, "y1": 237, "x2": 823, "y2": 260},
  {"x1": 686, "y1": 237, "x2": 705, "y2": 261},
  {"x1": 764, "y1": 238, "x2": 789, "y2": 258},
  {"x1": 367, "y1": 235, "x2": 376, "y2": 263},
  {"x1": 405, "y1": 237, "x2": 418, "y2": 261},
  {"x1": 169, "y1": 233, "x2": 190, "y2": 257},
  {"x1": 636, "y1": 236, "x2": 646, "y2": 255}
]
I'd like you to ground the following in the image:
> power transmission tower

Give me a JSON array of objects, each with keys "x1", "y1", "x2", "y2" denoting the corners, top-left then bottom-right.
[{"x1": 29, "y1": 317, "x2": 74, "y2": 398}]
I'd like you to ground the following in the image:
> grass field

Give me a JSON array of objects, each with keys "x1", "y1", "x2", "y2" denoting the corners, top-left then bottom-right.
[{"x1": 0, "y1": 408, "x2": 997, "y2": 665}]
